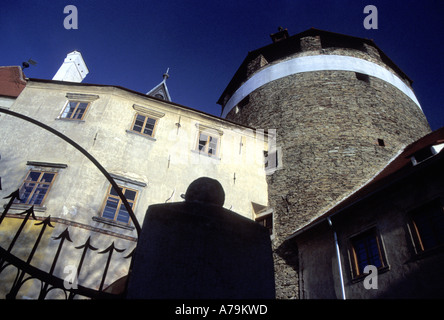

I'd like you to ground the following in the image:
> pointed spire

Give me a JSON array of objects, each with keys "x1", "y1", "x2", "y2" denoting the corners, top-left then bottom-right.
[
  {"x1": 53, "y1": 51, "x2": 89, "y2": 83},
  {"x1": 147, "y1": 68, "x2": 171, "y2": 102},
  {"x1": 163, "y1": 68, "x2": 170, "y2": 81}
]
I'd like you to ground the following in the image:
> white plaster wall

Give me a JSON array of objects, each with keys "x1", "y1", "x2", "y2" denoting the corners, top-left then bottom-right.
[
  {"x1": 0, "y1": 82, "x2": 269, "y2": 233},
  {"x1": 0, "y1": 82, "x2": 270, "y2": 294},
  {"x1": 0, "y1": 96, "x2": 15, "y2": 109}
]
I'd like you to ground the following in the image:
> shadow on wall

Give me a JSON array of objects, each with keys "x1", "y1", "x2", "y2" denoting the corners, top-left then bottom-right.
[{"x1": 123, "y1": 177, "x2": 276, "y2": 299}]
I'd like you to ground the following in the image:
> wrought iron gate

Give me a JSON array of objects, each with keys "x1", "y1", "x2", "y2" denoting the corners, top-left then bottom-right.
[
  {"x1": 0, "y1": 197, "x2": 133, "y2": 299},
  {"x1": 0, "y1": 108, "x2": 140, "y2": 299}
]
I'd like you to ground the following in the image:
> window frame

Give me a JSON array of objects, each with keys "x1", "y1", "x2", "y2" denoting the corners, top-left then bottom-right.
[
  {"x1": 154, "y1": 93, "x2": 165, "y2": 100},
  {"x1": 196, "y1": 130, "x2": 221, "y2": 157},
  {"x1": 130, "y1": 113, "x2": 159, "y2": 138},
  {"x1": 264, "y1": 150, "x2": 279, "y2": 169},
  {"x1": 16, "y1": 170, "x2": 58, "y2": 206},
  {"x1": 99, "y1": 184, "x2": 139, "y2": 226},
  {"x1": 348, "y1": 227, "x2": 388, "y2": 280},
  {"x1": 264, "y1": 147, "x2": 283, "y2": 175},
  {"x1": 255, "y1": 213, "x2": 273, "y2": 236},
  {"x1": 253, "y1": 203, "x2": 274, "y2": 238},
  {"x1": 60, "y1": 100, "x2": 91, "y2": 121},
  {"x1": 408, "y1": 199, "x2": 444, "y2": 254}
]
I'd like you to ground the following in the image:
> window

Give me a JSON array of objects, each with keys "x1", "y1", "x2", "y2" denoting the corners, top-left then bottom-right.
[
  {"x1": 197, "y1": 131, "x2": 219, "y2": 156},
  {"x1": 410, "y1": 200, "x2": 444, "y2": 252},
  {"x1": 321, "y1": 35, "x2": 366, "y2": 52},
  {"x1": 235, "y1": 96, "x2": 249, "y2": 114},
  {"x1": 154, "y1": 93, "x2": 164, "y2": 100},
  {"x1": 253, "y1": 203, "x2": 273, "y2": 236},
  {"x1": 256, "y1": 214, "x2": 273, "y2": 235},
  {"x1": 264, "y1": 147, "x2": 282, "y2": 175},
  {"x1": 377, "y1": 139, "x2": 385, "y2": 147},
  {"x1": 16, "y1": 170, "x2": 57, "y2": 206},
  {"x1": 264, "y1": 150, "x2": 278, "y2": 169},
  {"x1": 194, "y1": 124, "x2": 223, "y2": 158},
  {"x1": 355, "y1": 72, "x2": 370, "y2": 83},
  {"x1": 411, "y1": 147, "x2": 435, "y2": 165},
  {"x1": 131, "y1": 113, "x2": 158, "y2": 137},
  {"x1": 61, "y1": 101, "x2": 90, "y2": 120},
  {"x1": 100, "y1": 185, "x2": 138, "y2": 225},
  {"x1": 350, "y1": 228, "x2": 386, "y2": 277}
]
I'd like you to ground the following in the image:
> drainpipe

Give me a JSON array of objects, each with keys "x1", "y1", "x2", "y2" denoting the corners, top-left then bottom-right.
[{"x1": 327, "y1": 217, "x2": 346, "y2": 300}]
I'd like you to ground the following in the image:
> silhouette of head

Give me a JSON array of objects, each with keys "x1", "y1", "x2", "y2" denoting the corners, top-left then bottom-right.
[{"x1": 184, "y1": 177, "x2": 225, "y2": 207}]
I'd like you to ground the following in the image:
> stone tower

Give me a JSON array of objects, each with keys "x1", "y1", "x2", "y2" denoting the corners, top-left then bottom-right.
[{"x1": 217, "y1": 28, "x2": 431, "y2": 298}]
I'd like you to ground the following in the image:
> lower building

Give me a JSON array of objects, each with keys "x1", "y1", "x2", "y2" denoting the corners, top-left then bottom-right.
[{"x1": 290, "y1": 128, "x2": 444, "y2": 298}]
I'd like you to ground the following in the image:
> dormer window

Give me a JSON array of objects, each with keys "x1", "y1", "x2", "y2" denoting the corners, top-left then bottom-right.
[
  {"x1": 146, "y1": 70, "x2": 171, "y2": 102},
  {"x1": 270, "y1": 27, "x2": 289, "y2": 43},
  {"x1": 411, "y1": 146, "x2": 436, "y2": 165},
  {"x1": 154, "y1": 93, "x2": 165, "y2": 100}
]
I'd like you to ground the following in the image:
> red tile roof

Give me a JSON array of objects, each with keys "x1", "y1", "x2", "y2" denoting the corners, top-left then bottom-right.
[{"x1": 0, "y1": 66, "x2": 27, "y2": 98}]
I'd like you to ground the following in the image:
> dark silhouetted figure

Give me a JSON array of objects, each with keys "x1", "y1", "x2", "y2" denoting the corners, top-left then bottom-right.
[{"x1": 126, "y1": 177, "x2": 275, "y2": 299}]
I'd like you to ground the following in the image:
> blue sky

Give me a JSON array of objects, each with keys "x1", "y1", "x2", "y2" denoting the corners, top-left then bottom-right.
[{"x1": 1, "y1": 0, "x2": 443, "y2": 130}]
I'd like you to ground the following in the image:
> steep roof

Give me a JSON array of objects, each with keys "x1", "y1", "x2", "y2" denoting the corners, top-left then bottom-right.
[
  {"x1": 146, "y1": 70, "x2": 171, "y2": 102},
  {"x1": 25, "y1": 77, "x2": 258, "y2": 132},
  {"x1": 0, "y1": 66, "x2": 27, "y2": 98},
  {"x1": 217, "y1": 28, "x2": 413, "y2": 107},
  {"x1": 288, "y1": 126, "x2": 444, "y2": 239}
]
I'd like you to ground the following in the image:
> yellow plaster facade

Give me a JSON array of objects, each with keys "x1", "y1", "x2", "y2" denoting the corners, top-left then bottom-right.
[{"x1": 0, "y1": 80, "x2": 270, "y2": 297}]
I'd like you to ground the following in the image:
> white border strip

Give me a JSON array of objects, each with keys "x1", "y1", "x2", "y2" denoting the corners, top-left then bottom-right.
[{"x1": 221, "y1": 55, "x2": 422, "y2": 118}]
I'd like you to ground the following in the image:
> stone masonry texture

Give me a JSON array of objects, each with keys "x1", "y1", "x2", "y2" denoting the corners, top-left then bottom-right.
[{"x1": 223, "y1": 36, "x2": 431, "y2": 298}]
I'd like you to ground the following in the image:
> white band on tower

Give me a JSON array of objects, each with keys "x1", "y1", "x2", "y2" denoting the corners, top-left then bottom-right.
[{"x1": 222, "y1": 55, "x2": 422, "y2": 118}]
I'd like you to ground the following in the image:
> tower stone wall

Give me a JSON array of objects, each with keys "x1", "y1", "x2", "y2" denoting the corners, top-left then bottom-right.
[
  {"x1": 218, "y1": 29, "x2": 431, "y2": 298},
  {"x1": 233, "y1": 70, "x2": 430, "y2": 240}
]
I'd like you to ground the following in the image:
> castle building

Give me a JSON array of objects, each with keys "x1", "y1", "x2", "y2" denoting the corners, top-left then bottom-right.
[
  {"x1": 0, "y1": 28, "x2": 443, "y2": 299},
  {"x1": 0, "y1": 52, "x2": 268, "y2": 298}
]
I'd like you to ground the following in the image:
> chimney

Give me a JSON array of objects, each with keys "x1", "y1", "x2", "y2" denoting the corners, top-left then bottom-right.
[{"x1": 53, "y1": 51, "x2": 89, "y2": 83}]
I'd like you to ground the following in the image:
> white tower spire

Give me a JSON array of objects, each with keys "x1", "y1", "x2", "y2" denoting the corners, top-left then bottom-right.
[{"x1": 53, "y1": 51, "x2": 89, "y2": 83}]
